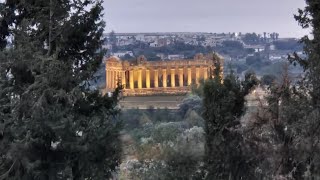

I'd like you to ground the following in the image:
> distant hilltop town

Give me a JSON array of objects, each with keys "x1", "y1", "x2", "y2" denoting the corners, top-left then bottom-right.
[
  {"x1": 102, "y1": 31, "x2": 302, "y2": 62},
  {"x1": 104, "y1": 32, "x2": 280, "y2": 48}
]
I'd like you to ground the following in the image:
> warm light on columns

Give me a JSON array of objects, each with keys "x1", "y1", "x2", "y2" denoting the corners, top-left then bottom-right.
[
  {"x1": 106, "y1": 69, "x2": 109, "y2": 88},
  {"x1": 111, "y1": 71, "x2": 114, "y2": 89},
  {"x1": 146, "y1": 69, "x2": 150, "y2": 88},
  {"x1": 179, "y1": 68, "x2": 184, "y2": 87},
  {"x1": 154, "y1": 69, "x2": 159, "y2": 88},
  {"x1": 203, "y1": 67, "x2": 208, "y2": 80},
  {"x1": 115, "y1": 71, "x2": 118, "y2": 88},
  {"x1": 122, "y1": 71, "x2": 126, "y2": 88},
  {"x1": 138, "y1": 69, "x2": 142, "y2": 89},
  {"x1": 170, "y1": 69, "x2": 175, "y2": 87},
  {"x1": 187, "y1": 68, "x2": 192, "y2": 86},
  {"x1": 196, "y1": 67, "x2": 200, "y2": 85},
  {"x1": 129, "y1": 70, "x2": 134, "y2": 89},
  {"x1": 162, "y1": 69, "x2": 167, "y2": 88}
]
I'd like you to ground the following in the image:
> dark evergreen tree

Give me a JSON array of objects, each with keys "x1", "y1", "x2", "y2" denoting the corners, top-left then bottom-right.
[
  {"x1": 291, "y1": 1, "x2": 320, "y2": 177},
  {"x1": 246, "y1": 1, "x2": 320, "y2": 178},
  {"x1": 265, "y1": 0, "x2": 320, "y2": 178},
  {"x1": 202, "y1": 55, "x2": 259, "y2": 179},
  {"x1": 292, "y1": 0, "x2": 320, "y2": 108},
  {"x1": 0, "y1": 0, "x2": 121, "y2": 179},
  {"x1": 261, "y1": 74, "x2": 277, "y2": 86}
]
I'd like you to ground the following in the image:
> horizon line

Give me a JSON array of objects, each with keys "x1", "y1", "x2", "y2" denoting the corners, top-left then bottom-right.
[{"x1": 103, "y1": 31, "x2": 302, "y2": 38}]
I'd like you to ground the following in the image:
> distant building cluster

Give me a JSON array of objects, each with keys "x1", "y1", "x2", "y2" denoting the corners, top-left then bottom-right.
[
  {"x1": 102, "y1": 32, "x2": 302, "y2": 63},
  {"x1": 104, "y1": 32, "x2": 239, "y2": 50}
]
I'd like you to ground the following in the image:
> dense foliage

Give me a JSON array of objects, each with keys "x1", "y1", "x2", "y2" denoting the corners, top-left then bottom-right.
[
  {"x1": 118, "y1": 105, "x2": 205, "y2": 180},
  {"x1": 241, "y1": 0, "x2": 320, "y2": 179},
  {"x1": 0, "y1": 0, "x2": 121, "y2": 179},
  {"x1": 202, "y1": 58, "x2": 259, "y2": 179}
]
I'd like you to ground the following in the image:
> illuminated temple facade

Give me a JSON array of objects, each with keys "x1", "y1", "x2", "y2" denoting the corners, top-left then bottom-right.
[{"x1": 105, "y1": 53, "x2": 223, "y2": 96}]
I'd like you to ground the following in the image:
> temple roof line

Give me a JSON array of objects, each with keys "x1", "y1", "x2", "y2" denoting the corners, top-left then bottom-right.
[{"x1": 105, "y1": 53, "x2": 224, "y2": 66}]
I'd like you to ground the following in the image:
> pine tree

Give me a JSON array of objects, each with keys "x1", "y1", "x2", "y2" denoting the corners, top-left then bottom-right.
[
  {"x1": 246, "y1": 1, "x2": 320, "y2": 178},
  {"x1": 0, "y1": 0, "x2": 121, "y2": 179},
  {"x1": 202, "y1": 56, "x2": 259, "y2": 179},
  {"x1": 292, "y1": 0, "x2": 320, "y2": 108},
  {"x1": 270, "y1": 0, "x2": 320, "y2": 178}
]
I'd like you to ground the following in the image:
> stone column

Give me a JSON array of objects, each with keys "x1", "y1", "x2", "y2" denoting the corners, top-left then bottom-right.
[
  {"x1": 179, "y1": 68, "x2": 184, "y2": 87},
  {"x1": 122, "y1": 71, "x2": 126, "y2": 88},
  {"x1": 113, "y1": 70, "x2": 117, "y2": 88},
  {"x1": 170, "y1": 69, "x2": 175, "y2": 87},
  {"x1": 129, "y1": 70, "x2": 134, "y2": 89},
  {"x1": 138, "y1": 69, "x2": 142, "y2": 89},
  {"x1": 203, "y1": 67, "x2": 208, "y2": 80},
  {"x1": 146, "y1": 69, "x2": 150, "y2": 88},
  {"x1": 106, "y1": 69, "x2": 109, "y2": 88},
  {"x1": 196, "y1": 67, "x2": 200, "y2": 85},
  {"x1": 117, "y1": 70, "x2": 122, "y2": 87},
  {"x1": 117, "y1": 71, "x2": 120, "y2": 87},
  {"x1": 210, "y1": 66, "x2": 214, "y2": 78},
  {"x1": 154, "y1": 69, "x2": 159, "y2": 88},
  {"x1": 110, "y1": 70, "x2": 114, "y2": 89},
  {"x1": 108, "y1": 70, "x2": 112, "y2": 88},
  {"x1": 187, "y1": 68, "x2": 192, "y2": 86},
  {"x1": 115, "y1": 71, "x2": 118, "y2": 87},
  {"x1": 162, "y1": 69, "x2": 167, "y2": 88},
  {"x1": 113, "y1": 71, "x2": 116, "y2": 88}
]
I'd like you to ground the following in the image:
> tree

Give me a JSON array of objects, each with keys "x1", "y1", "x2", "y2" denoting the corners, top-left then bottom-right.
[
  {"x1": 0, "y1": 0, "x2": 121, "y2": 179},
  {"x1": 273, "y1": 39, "x2": 302, "y2": 51},
  {"x1": 0, "y1": 2, "x2": 10, "y2": 49},
  {"x1": 261, "y1": 74, "x2": 277, "y2": 86},
  {"x1": 222, "y1": 40, "x2": 244, "y2": 50},
  {"x1": 245, "y1": 53, "x2": 264, "y2": 69},
  {"x1": 280, "y1": 0, "x2": 320, "y2": 177},
  {"x1": 294, "y1": 0, "x2": 320, "y2": 107},
  {"x1": 109, "y1": 30, "x2": 118, "y2": 52},
  {"x1": 242, "y1": 33, "x2": 260, "y2": 45},
  {"x1": 122, "y1": 53, "x2": 134, "y2": 60},
  {"x1": 245, "y1": 1, "x2": 320, "y2": 178},
  {"x1": 246, "y1": 55, "x2": 261, "y2": 66},
  {"x1": 202, "y1": 57, "x2": 259, "y2": 179},
  {"x1": 218, "y1": 40, "x2": 246, "y2": 58},
  {"x1": 178, "y1": 95, "x2": 202, "y2": 117}
]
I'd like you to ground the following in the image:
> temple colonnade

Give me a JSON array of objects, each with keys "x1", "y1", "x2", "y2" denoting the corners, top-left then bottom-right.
[{"x1": 105, "y1": 54, "x2": 223, "y2": 96}]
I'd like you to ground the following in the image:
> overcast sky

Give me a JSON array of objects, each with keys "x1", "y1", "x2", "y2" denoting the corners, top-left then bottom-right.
[{"x1": 103, "y1": 0, "x2": 309, "y2": 38}]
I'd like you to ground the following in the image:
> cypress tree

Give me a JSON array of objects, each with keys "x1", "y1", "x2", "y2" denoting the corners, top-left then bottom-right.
[{"x1": 203, "y1": 56, "x2": 259, "y2": 179}]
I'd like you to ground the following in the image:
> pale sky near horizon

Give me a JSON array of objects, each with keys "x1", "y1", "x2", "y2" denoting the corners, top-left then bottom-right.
[{"x1": 103, "y1": 0, "x2": 310, "y2": 38}]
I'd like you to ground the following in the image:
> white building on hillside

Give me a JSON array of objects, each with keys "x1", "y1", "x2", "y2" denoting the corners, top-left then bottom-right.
[
  {"x1": 168, "y1": 54, "x2": 185, "y2": 60},
  {"x1": 113, "y1": 51, "x2": 134, "y2": 58}
]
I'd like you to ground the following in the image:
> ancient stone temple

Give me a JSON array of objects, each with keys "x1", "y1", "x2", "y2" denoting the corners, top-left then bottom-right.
[{"x1": 105, "y1": 53, "x2": 223, "y2": 96}]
